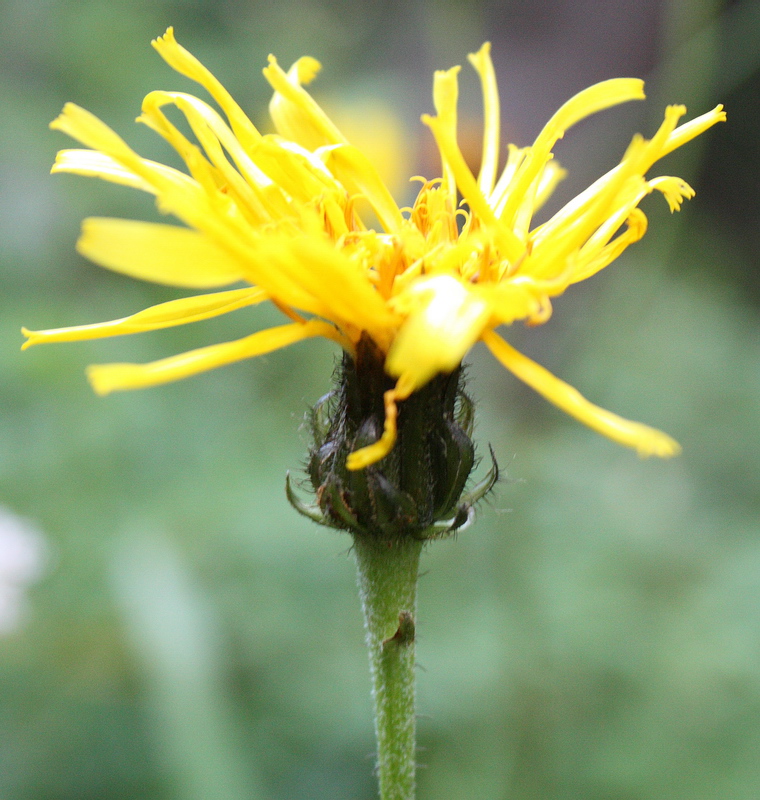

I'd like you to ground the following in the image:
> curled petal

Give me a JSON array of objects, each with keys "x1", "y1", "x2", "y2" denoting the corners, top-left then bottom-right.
[
  {"x1": 142, "y1": 90, "x2": 272, "y2": 191},
  {"x1": 649, "y1": 176, "x2": 695, "y2": 212},
  {"x1": 345, "y1": 376, "x2": 416, "y2": 471},
  {"x1": 572, "y1": 208, "x2": 648, "y2": 284},
  {"x1": 541, "y1": 79, "x2": 645, "y2": 141}
]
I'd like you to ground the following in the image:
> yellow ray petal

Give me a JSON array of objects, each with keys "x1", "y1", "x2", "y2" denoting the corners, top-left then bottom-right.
[
  {"x1": 648, "y1": 175, "x2": 695, "y2": 212},
  {"x1": 386, "y1": 274, "x2": 491, "y2": 390},
  {"x1": 138, "y1": 91, "x2": 274, "y2": 225},
  {"x1": 52, "y1": 149, "x2": 155, "y2": 193},
  {"x1": 490, "y1": 144, "x2": 527, "y2": 212},
  {"x1": 51, "y1": 104, "x2": 142, "y2": 169},
  {"x1": 528, "y1": 160, "x2": 624, "y2": 249},
  {"x1": 142, "y1": 90, "x2": 273, "y2": 191},
  {"x1": 151, "y1": 27, "x2": 264, "y2": 154},
  {"x1": 661, "y1": 104, "x2": 726, "y2": 157},
  {"x1": 428, "y1": 65, "x2": 460, "y2": 205},
  {"x1": 622, "y1": 105, "x2": 687, "y2": 178},
  {"x1": 50, "y1": 104, "x2": 200, "y2": 201},
  {"x1": 187, "y1": 232, "x2": 331, "y2": 321},
  {"x1": 251, "y1": 136, "x2": 336, "y2": 202},
  {"x1": 499, "y1": 79, "x2": 646, "y2": 231},
  {"x1": 87, "y1": 319, "x2": 342, "y2": 395},
  {"x1": 51, "y1": 103, "x2": 218, "y2": 232},
  {"x1": 571, "y1": 208, "x2": 648, "y2": 284},
  {"x1": 136, "y1": 93, "x2": 238, "y2": 205},
  {"x1": 318, "y1": 143, "x2": 404, "y2": 233},
  {"x1": 257, "y1": 235, "x2": 397, "y2": 346},
  {"x1": 540, "y1": 79, "x2": 645, "y2": 145},
  {"x1": 523, "y1": 175, "x2": 647, "y2": 283},
  {"x1": 533, "y1": 160, "x2": 567, "y2": 212},
  {"x1": 22, "y1": 287, "x2": 266, "y2": 348},
  {"x1": 264, "y1": 55, "x2": 347, "y2": 150},
  {"x1": 422, "y1": 67, "x2": 524, "y2": 263},
  {"x1": 525, "y1": 164, "x2": 651, "y2": 282},
  {"x1": 480, "y1": 280, "x2": 548, "y2": 326},
  {"x1": 77, "y1": 218, "x2": 246, "y2": 288},
  {"x1": 467, "y1": 43, "x2": 500, "y2": 197},
  {"x1": 482, "y1": 330, "x2": 681, "y2": 457}
]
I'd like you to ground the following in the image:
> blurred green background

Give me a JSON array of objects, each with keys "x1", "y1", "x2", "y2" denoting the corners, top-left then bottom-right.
[{"x1": 1, "y1": 0, "x2": 759, "y2": 798}]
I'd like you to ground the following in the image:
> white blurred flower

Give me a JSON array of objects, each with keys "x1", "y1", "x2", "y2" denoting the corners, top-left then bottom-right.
[{"x1": 0, "y1": 507, "x2": 47, "y2": 635}]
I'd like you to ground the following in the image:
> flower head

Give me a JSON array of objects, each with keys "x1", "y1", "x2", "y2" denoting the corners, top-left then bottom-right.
[{"x1": 24, "y1": 29, "x2": 725, "y2": 469}]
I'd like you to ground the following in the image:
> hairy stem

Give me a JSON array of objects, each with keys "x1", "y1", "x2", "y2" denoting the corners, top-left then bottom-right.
[{"x1": 353, "y1": 536, "x2": 422, "y2": 800}]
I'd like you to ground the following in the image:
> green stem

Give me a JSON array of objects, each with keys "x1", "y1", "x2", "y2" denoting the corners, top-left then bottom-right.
[{"x1": 353, "y1": 536, "x2": 423, "y2": 800}]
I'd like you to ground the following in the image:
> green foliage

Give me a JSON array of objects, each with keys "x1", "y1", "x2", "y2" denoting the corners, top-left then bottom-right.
[{"x1": 2, "y1": 1, "x2": 758, "y2": 798}]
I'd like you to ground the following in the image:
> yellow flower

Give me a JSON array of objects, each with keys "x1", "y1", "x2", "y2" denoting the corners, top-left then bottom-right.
[{"x1": 23, "y1": 29, "x2": 725, "y2": 470}]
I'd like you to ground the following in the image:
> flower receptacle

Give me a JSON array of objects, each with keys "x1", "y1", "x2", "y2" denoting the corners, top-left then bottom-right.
[{"x1": 288, "y1": 334, "x2": 497, "y2": 542}]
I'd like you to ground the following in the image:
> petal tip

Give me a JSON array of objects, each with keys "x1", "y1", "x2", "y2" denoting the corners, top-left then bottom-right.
[
  {"x1": 467, "y1": 41, "x2": 490, "y2": 59},
  {"x1": 86, "y1": 365, "x2": 115, "y2": 397},
  {"x1": 20, "y1": 327, "x2": 34, "y2": 350},
  {"x1": 151, "y1": 26, "x2": 176, "y2": 50},
  {"x1": 637, "y1": 433, "x2": 681, "y2": 459},
  {"x1": 49, "y1": 111, "x2": 65, "y2": 132}
]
